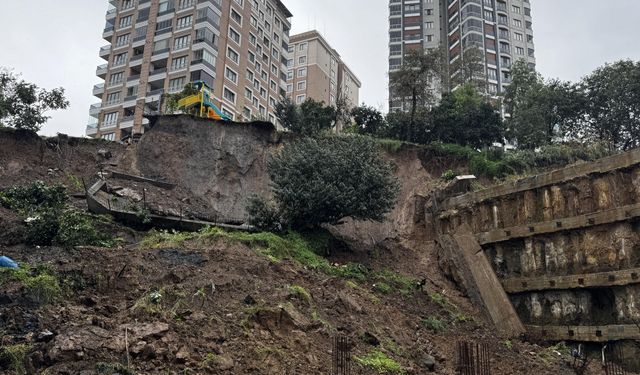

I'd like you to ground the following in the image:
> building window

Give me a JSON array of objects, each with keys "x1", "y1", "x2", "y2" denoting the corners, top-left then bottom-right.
[
  {"x1": 297, "y1": 67, "x2": 307, "y2": 77},
  {"x1": 229, "y1": 27, "x2": 241, "y2": 44},
  {"x1": 178, "y1": 0, "x2": 196, "y2": 9},
  {"x1": 246, "y1": 69, "x2": 254, "y2": 81},
  {"x1": 513, "y1": 19, "x2": 522, "y2": 28},
  {"x1": 245, "y1": 88, "x2": 253, "y2": 99},
  {"x1": 168, "y1": 77, "x2": 186, "y2": 93},
  {"x1": 227, "y1": 47, "x2": 239, "y2": 63},
  {"x1": 260, "y1": 87, "x2": 267, "y2": 98},
  {"x1": 512, "y1": 5, "x2": 521, "y2": 14},
  {"x1": 109, "y1": 72, "x2": 124, "y2": 85},
  {"x1": 158, "y1": 0, "x2": 171, "y2": 12},
  {"x1": 176, "y1": 15, "x2": 193, "y2": 30},
  {"x1": 425, "y1": 21, "x2": 434, "y2": 29},
  {"x1": 298, "y1": 56, "x2": 307, "y2": 65},
  {"x1": 515, "y1": 46, "x2": 525, "y2": 55},
  {"x1": 286, "y1": 83, "x2": 292, "y2": 92},
  {"x1": 119, "y1": 15, "x2": 132, "y2": 28},
  {"x1": 104, "y1": 112, "x2": 119, "y2": 125},
  {"x1": 121, "y1": 0, "x2": 134, "y2": 10},
  {"x1": 243, "y1": 107, "x2": 251, "y2": 120},
  {"x1": 225, "y1": 67, "x2": 238, "y2": 83},
  {"x1": 174, "y1": 35, "x2": 191, "y2": 50},
  {"x1": 248, "y1": 51, "x2": 255, "y2": 63},
  {"x1": 106, "y1": 92, "x2": 120, "y2": 105},
  {"x1": 298, "y1": 42, "x2": 307, "y2": 51},
  {"x1": 231, "y1": 9, "x2": 242, "y2": 25},
  {"x1": 270, "y1": 80, "x2": 277, "y2": 91},
  {"x1": 296, "y1": 94, "x2": 306, "y2": 104},
  {"x1": 113, "y1": 52, "x2": 128, "y2": 66},
  {"x1": 115, "y1": 34, "x2": 130, "y2": 47},
  {"x1": 297, "y1": 81, "x2": 306, "y2": 91},
  {"x1": 223, "y1": 87, "x2": 236, "y2": 103},
  {"x1": 171, "y1": 56, "x2": 188, "y2": 70},
  {"x1": 249, "y1": 33, "x2": 257, "y2": 45}
]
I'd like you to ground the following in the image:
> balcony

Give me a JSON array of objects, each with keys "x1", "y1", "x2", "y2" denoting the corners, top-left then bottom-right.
[
  {"x1": 93, "y1": 83, "x2": 105, "y2": 98},
  {"x1": 127, "y1": 74, "x2": 141, "y2": 82},
  {"x1": 99, "y1": 45, "x2": 111, "y2": 60},
  {"x1": 89, "y1": 103, "x2": 101, "y2": 118},
  {"x1": 120, "y1": 116, "x2": 135, "y2": 129},
  {"x1": 96, "y1": 64, "x2": 108, "y2": 78},
  {"x1": 148, "y1": 68, "x2": 167, "y2": 80},
  {"x1": 106, "y1": 7, "x2": 117, "y2": 19},
  {"x1": 86, "y1": 122, "x2": 98, "y2": 137}
]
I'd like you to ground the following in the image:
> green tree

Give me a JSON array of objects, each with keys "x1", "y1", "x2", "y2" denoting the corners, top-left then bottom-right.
[
  {"x1": 389, "y1": 49, "x2": 444, "y2": 133},
  {"x1": 432, "y1": 84, "x2": 504, "y2": 148},
  {"x1": 450, "y1": 46, "x2": 487, "y2": 94},
  {"x1": 580, "y1": 60, "x2": 640, "y2": 150},
  {"x1": 385, "y1": 108, "x2": 433, "y2": 144},
  {"x1": 503, "y1": 60, "x2": 584, "y2": 149},
  {"x1": 275, "y1": 97, "x2": 336, "y2": 136},
  {"x1": 351, "y1": 105, "x2": 387, "y2": 136},
  {"x1": 265, "y1": 135, "x2": 399, "y2": 229},
  {"x1": 0, "y1": 69, "x2": 69, "y2": 132}
]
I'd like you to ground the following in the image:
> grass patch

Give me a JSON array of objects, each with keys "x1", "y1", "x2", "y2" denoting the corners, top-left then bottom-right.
[
  {"x1": 287, "y1": 285, "x2": 311, "y2": 303},
  {"x1": 354, "y1": 349, "x2": 405, "y2": 374},
  {"x1": 0, "y1": 343, "x2": 31, "y2": 374},
  {"x1": 0, "y1": 264, "x2": 63, "y2": 305},
  {"x1": 96, "y1": 362, "x2": 135, "y2": 375},
  {"x1": 430, "y1": 292, "x2": 473, "y2": 325}
]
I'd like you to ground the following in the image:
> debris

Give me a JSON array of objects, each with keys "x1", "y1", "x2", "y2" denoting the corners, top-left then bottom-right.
[
  {"x1": 98, "y1": 149, "x2": 112, "y2": 159},
  {"x1": 243, "y1": 295, "x2": 256, "y2": 305},
  {"x1": 422, "y1": 354, "x2": 436, "y2": 371},
  {"x1": 0, "y1": 255, "x2": 18, "y2": 269}
]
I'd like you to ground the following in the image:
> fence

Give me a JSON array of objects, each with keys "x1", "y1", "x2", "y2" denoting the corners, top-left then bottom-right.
[
  {"x1": 332, "y1": 335, "x2": 351, "y2": 375},
  {"x1": 456, "y1": 341, "x2": 490, "y2": 375},
  {"x1": 604, "y1": 343, "x2": 626, "y2": 375}
]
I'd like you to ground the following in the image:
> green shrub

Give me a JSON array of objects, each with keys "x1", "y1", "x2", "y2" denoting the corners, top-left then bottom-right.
[
  {"x1": 25, "y1": 273, "x2": 62, "y2": 304},
  {"x1": 422, "y1": 316, "x2": 446, "y2": 332},
  {"x1": 246, "y1": 196, "x2": 285, "y2": 232},
  {"x1": 288, "y1": 285, "x2": 311, "y2": 303},
  {"x1": 354, "y1": 350, "x2": 405, "y2": 374},
  {"x1": 0, "y1": 181, "x2": 67, "y2": 215},
  {"x1": 23, "y1": 210, "x2": 60, "y2": 246},
  {"x1": 373, "y1": 282, "x2": 392, "y2": 294},
  {"x1": 441, "y1": 169, "x2": 458, "y2": 181}
]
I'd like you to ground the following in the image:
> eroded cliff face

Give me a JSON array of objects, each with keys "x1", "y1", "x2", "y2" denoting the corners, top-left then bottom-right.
[
  {"x1": 128, "y1": 116, "x2": 443, "y2": 247},
  {"x1": 132, "y1": 116, "x2": 282, "y2": 221}
]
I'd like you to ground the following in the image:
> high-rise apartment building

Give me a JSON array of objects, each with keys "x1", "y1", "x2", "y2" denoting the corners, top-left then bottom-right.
[
  {"x1": 88, "y1": 0, "x2": 292, "y2": 140},
  {"x1": 286, "y1": 30, "x2": 361, "y2": 111},
  {"x1": 388, "y1": 0, "x2": 535, "y2": 110}
]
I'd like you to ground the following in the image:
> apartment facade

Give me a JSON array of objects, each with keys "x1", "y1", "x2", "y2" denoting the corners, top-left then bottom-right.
[
  {"x1": 286, "y1": 31, "x2": 361, "y2": 110},
  {"x1": 88, "y1": 0, "x2": 292, "y2": 140},
  {"x1": 388, "y1": 0, "x2": 535, "y2": 110}
]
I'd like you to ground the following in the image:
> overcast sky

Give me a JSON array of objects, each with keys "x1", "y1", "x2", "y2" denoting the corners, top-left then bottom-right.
[{"x1": 1, "y1": 0, "x2": 639, "y2": 137}]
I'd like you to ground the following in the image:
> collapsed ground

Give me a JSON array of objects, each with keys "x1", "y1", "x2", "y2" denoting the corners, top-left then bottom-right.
[{"x1": 0, "y1": 126, "x2": 617, "y2": 374}]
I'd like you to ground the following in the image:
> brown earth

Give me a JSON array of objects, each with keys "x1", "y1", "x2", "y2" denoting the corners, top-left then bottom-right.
[{"x1": 0, "y1": 125, "x2": 610, "y2": 374}]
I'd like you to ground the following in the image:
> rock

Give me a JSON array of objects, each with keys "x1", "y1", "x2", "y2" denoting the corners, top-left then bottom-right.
[
  {"x1": 141, "y1": 343, "x2": 159, "y2": 359},
  {"x1": 105, "y1": 322, "x2": 169, "y2": 351},
  {"x1": 115, "y1": 187, "x2": 142, "y2": 202},
  {"x1": 131, "y1": 341, "x2": 147, "y2": 354},
  {"x1": 338, "y1": 292, "x2": 363, "y2": 314},
  {"x1": 48, "y1": 326, "x2": 111, "y2": 361},
  {"x1": 216, "y1": 355, "x2": 235, "y2": 370},
  {"x1": 422, "y1": 354, "x2": 436, "y2": 371},
  {"x1": 36, "y1": 330, "x2": 55, "y2": 343},
  {"x1": 175, "y1": 346, "x2": 190, "y2": 363},
  {"x1": 98, "y1": 149, "x2": 112, "y2": 159},
  {"x1": 254, "y1": 304, "x2": 312, "y2": 333}
]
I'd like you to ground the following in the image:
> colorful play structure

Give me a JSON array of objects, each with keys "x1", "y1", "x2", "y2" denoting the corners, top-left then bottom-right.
[{"x1": 176, "y1": 81, "x2": 231, "y2": 121}]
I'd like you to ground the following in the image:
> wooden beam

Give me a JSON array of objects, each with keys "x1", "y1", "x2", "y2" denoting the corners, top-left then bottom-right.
[
  {"x1": 453, "y1": 224, "x2": 525, "y2": 338},
  {"x1": 439, "y1": 149, "x2": 640, "y2": 211},
  {"x1": 502, "y1": 268, "x2": 640, "y2": 293},
  {"x1": 476, "y1": 202, "x2": 640, "y2": 245},
  {"x1": 526, "y1": 324, "x2": 640, "y2": 342}
]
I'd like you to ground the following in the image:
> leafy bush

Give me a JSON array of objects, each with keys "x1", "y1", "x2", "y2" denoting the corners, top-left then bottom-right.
[
  {"x1": 0, "y1": 264, "x2": 62, "y2": 305},
  {"x1": 0, "y1": 343, "x2": 31, "y2": 374},
  {"x1": 0, "y1": 181, "x2": 67, "y2": 215},
  {"x1": 354, "y1": 350, "x2": 405, "y2": 374},
  {"x1": 246, "y1": 196, "x2": 285, "y2": 232},
  {"x1": 373, "y1": 282, "x2": 392, "y2": 294},
  {"x1": 422, "y1": 316, "x2": 446, "y2": 332},
  {"x1": 266, "y1": 134, "x2": 400, "y2": 229}
]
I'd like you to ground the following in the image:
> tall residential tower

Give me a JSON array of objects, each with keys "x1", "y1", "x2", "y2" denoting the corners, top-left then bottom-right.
[
  {"x1": 388, "y1": 0, "x2": 535, "y2": 110},
  {"x1": 88, "y1": 0, "x2": 292, "y2": 140}
]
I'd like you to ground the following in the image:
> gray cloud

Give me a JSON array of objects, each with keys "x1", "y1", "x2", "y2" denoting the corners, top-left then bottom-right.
[{"x1": 0, "y1": 0, "x2": 638, "y2": 137}]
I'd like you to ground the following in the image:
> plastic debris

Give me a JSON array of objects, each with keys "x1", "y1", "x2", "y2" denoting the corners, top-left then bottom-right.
[{"x1": 0, "y1": 256, "x2": 18, "y2": 269}]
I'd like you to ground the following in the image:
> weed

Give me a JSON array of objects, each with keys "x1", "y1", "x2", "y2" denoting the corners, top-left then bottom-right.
[
  {"x1": 354, "y1": 349, "x2": 405, "y2": 374},
  {"x1": 429, "y1": 293, "x2": 474, "y2": 325},
  {"x1": 538, "y1": 342, "x2": 569, "y2": 366},
  {"x1": 373, "y1": 282, "x2": 392, "y2": 294},
  {"x1": 140, "y1": 230, "x2": 196, "y2": 249},
  {"x1": 0, "y1": 265, "x2": 62, "y2": 305},
  {"x1": 288, "y1": 285, "x2": 312, "y2": 303},
  {"x1": 504, "y1": 340, "x2": 513, "y2": 350},
  {"x1": 422, "y1": 316, "x2": 447, "y2": 333},
  {"x1": 0, "y1": 343, "x2": 31, "y2": 374},
  {"x1": 255, "y1": 345, "x2": 286, "y2": 361},
  {"x1": 441, "y1": 169, "x2": 458, "y2": 181},
  {"x1": 199, "y1": 353, "x2": 218, "y2": 369},
  {"x1": 311, "y1": 310, "x2": 333, "y2": 331},
  {"x1": 373, "y1": 270, "x2": 416, "y2": 296},
  {"x1": 376, "y1": 138, "x2": 409, "y2": 153},
  {"x1": 382, "y1": 340, "x2": 404, "y2": 356},
  {"x1": 66, "y1": 173, "x2": 83, "y2": 191}
]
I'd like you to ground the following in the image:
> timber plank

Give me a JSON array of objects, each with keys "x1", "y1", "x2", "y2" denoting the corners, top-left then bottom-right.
[
  {"x1": 526, "y1": 324, "x2": 640, "y2": 342},
  {"x1": 453, "y1": 224, "x2": 525, "y2": 338},
  {"x1": 502, "y1": 268, "x2": 640, "y2": 293},
  {"x1": 440, "y1": 148, "x2": 640, "y2": 211},
  {"x1": 476, "y1": 202, "x2": 640, "y2": 245}
]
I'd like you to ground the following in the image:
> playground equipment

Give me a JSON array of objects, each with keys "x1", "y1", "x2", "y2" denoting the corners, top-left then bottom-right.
[{"x1": 176, "y1": 81, "x2": 231, "y2": 121}]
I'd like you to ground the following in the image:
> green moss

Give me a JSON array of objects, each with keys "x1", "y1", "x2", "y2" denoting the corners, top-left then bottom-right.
[
  {"x1": 354, "y1": 350, "x2": 405, "y2": 374},
  {"x1": 373, "y1": 282, "x2": 392, "y2": 294}
]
